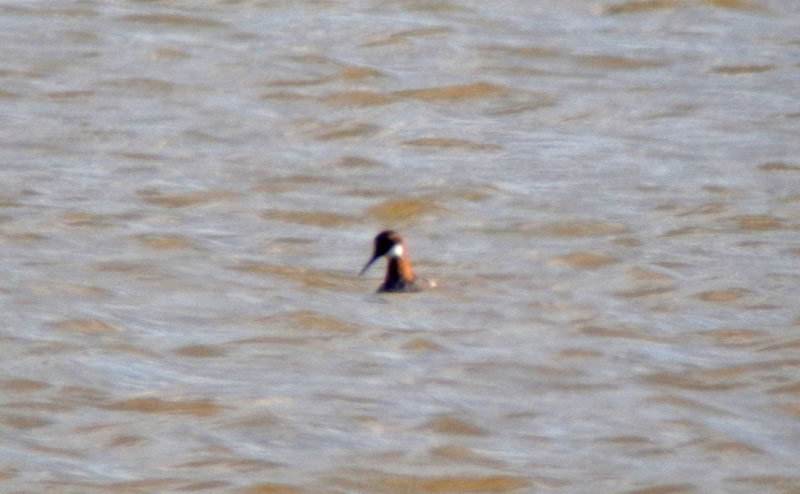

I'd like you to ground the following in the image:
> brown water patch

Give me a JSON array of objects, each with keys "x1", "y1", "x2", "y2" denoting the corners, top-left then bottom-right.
[
  {"x1": 0, "y1": 6, "x2": 97, "y2": 16},
  {"x1": 661, "y1": 226, "x2": 708, "y2": 237},
  {"x1": 93, "y1": 261, "x2": 154, "y2": 273},
  {"x1": 421, "y1": 416, "x2": 488, "y2": 436},
  {"x1": 101, "y1": 78, "x2": 178, "y2": 93},
  {"x1": 60, "y1": 211, "x2": 113, "y2": 228},
  {"x1": 688, "y1": 328, "x2": 768, "y2": 348},
  {"x1": 29, "y1": 442, "x2": 85, "y2": 460},
  {"x1": 108, "y1": 435, "x2": 147, "y2": 447},
  {"x1": 617, "y1": 267, "x2": 676, "y2": 298},
  {"x1": 694, "y1": 288, "x2": 750, "y2": 303},
  {"x1": 466, "y1": 360, "x2": 580, "y2": 379},
  {"x1": 0, "y1": 378, "x2": 49, "y2": 392},
  {"x1": 644, "y1": 372, "x2": 742, "y2": 391},
  {"x1": 391, "y1": 474, "x2": 525, "y2": 493},
  {"x1": 785, "y1": 248, "x2": 800, "y2": 258},
  {"x1": 580, "y1": 325, "x2": 661, "y2": 342},
  {"x1": 263, "y1": 75, "x2": 331, "y2": 87},
  {"x1": 600, "y1": 435, "x2": 653, "y2": 445},
  {"x1": 103, "y1": 479, "x2": 183, "y2": 492},
  {"x1": 153, "y1": 48, "x2": 190, "y2": 60},
  {"x1": 343, "y1": 470, "x2": 527, "y2": 493},
  {"x1": 430, "y1": 445, "x2": 503, "y2": 467},
  {"x1": 366, "y1": 198, "x2": 443, "y2": 222},
  {"x1": 576, "y1": 55, "x2": 665, "y2": 70},
  {"x1": 256, "y1": 310, "x2": 358, "y2": 333},
  {"x1": 260, "y1": 60, "x2": 381, "y2": 87},
  {"x1": 336, "y1": 155, "x2": 384, "y2": 168},
  {"x1": 7, "y1": 232, "x2": 46, "y2": 242},
  {"x1": 337, "y1": 66, "x2": 384, "y2": 80},
  {"x1": 7, "y1": 400, "x2": 71, "y2": 412},
  {"x1": 316, "y1": 123, "x2": 379, "y2": 140},
  {"x1": 483, "y1": 44, "x2": 560, "y2": 58},
  {"x1": 775, "y1": 403, "x2": 800, "y2": 417},
  {"x1": 116, "y1": 151, "x2": 163, "y2": 161},
  {"x1": 395, "y1": 82, "x2": 508, "y2": 102},
  {"x1": 402, "y1": 338, "x2": 443, "y2": 352},
  {"x1": 628, "y1": 267, "x2": 674, "y2": 282},
  {"x1": 251, "y1": 174, "x2": 327, "y2": 194},
  {"x1": 660, "y1": 360, "x2": 800, "y2": 386},
  {"x1": 25, "y1": 281, "x2": 111, "y2": 297},
  {"x1": 782, "y1": 193, "x2": 800, "y2": 204},
  {"x1": 0, "y1": 414, "x2": 50, "y2": 429},
  {"x1": 604, "y1": 0, "x2": 684, "y2": 15},
  {"x1": 281, "y1": 174, "x2": 334, "y2": 185},
  {"x1": 323, "y1": 90, "x2": 395, "y2": 106},
  {"x1": 60, "y1": 385, "x2": 109, "y2": 403},
  {"x1": 399, "y1": 1, "x2": 473, "y2": 13},
  {"x1": 179, "y1": 480, "x2": 231, "y2": 491},
  {"x1": 701, "y1": 360, "x2": 797, "y2": 379},
  {"x1": 728, "y1": 215, "x2": 787, "y2": 231},
  {"x1": 261, "y1": 209, "x2": 357, "y2": 227},
  {"x1": 261, "y1": 91, "x2": 308, "y2": 100},
  {"x1": 233, "y1": 263, "x2": 348, "y2": 290},
  {"x1": 437, "y1": 187, "x2": 493, "y2": 202},
  {"x1": 25, "y1": 341, "x2": 84, "y2": 356},
  {"x1": 52, "y1": 319, "x2": 123, "y2": 333},
  {"x1": 703, "y1": 0, "x2": 766, "y2": 11},
  {"x1": 403, "y1": 138, "x2": 501, "y2": 151},
  {"x1": 703, "y1": 185, "x2": 740, "y2": 195},
  {"x1": 362, "y1": 27, "x2": 452, "y2": 46},
  {"x1": 0, "y1": 195, "x2": 21, "y2": 207},
  {"x1": 532, "y1": 220, "x2": 628, "y2": 237},
  {"x1": 711, "y1": 65, "x2": 774, "y2": 74},
  {"x1": 173, "y1": 345, "x2": 226, "y2": 358},
  {"x1": 139, "y1": 189, "x2": 235, "y2": 208},
  {"x1": 106, "y1": 397, "x2": 221, "y2": 417},
  {"x1": 556, "y1": 348, "x2": 603, "y2": 359},
  {"x1": 701, "y1": 440, "x2": 762, "y2": 454},
  {"x1": 626, "y1": 484, "x2": 695, "y2": 494},
  {"x1": 647, "y1": 395, "x2": 726, "y2": 414},
  {"x1": 136, "y1": 234, "x2": 197, "y2": 250},
  {"x1": 119, "y1": 13, "x2": 228, "y2": 28},
  {"x1": 550, "y1": 251, "x2": 618, "y2": 269},
  {"x1": 243, "y1": 483, "x2": 303, "y2": 494},
  {"x1": 486, "y1": 98, "x2": 556, "y2": 116},
  {"x1": 759, "y1": 337, "x2": 800, "y2": 353},
  {"x1": 759, "y1": 161, "x2": 800, "y2": 172},
  {"x1": 677, "y1": 202, "x2": 727, "y2": 216},
  {"x1": 768, "y1": 381, "x2": 800, "y2": 394},
  {"x1": 232, "y1": 335, "x2": 316, "y2": 346},
  {"x1": 176, "y1": 457, "x2": 282, "y2": 471},
  {"x1": 225, "y1": 412, "x2": 282, "y2": 429},
  {"x1": 288, "y1": 54, "x2": 340, "y2": 66},
  {"x1": 46, "y1": 90, "x2": 94, "y2": 100},
  {"x1": 614, "y1": 286, "x2": 677, "y2": 298},
  {"x1": 727, "y1": 476, "x2": 800, "y2": 491}
]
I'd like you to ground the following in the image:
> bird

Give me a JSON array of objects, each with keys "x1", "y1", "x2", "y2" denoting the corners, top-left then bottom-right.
[{"x1": 359, "y1": 230, "x2": 435, "y2": 293}]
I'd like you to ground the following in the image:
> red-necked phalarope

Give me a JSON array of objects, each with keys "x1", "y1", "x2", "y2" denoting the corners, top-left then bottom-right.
[{"x1": 360, "y1": 230, "x2": 435, "y2": 293}]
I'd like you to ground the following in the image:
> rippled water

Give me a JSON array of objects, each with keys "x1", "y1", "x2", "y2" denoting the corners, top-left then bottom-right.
[{"x1": 2, "y1": 0, "x2": 800, "y2": 492}]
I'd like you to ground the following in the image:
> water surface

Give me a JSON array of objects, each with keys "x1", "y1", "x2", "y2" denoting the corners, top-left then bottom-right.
[{"x1": 2, "y1": 1, "x2": 800, "y2": 492}]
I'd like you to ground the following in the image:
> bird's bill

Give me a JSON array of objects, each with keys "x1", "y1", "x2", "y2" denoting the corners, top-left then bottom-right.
[{"x1": 359, "y1": 255, "x2": 378, "y2": 276}]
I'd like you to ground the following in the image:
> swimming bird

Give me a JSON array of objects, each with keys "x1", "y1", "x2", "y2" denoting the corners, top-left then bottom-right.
[{"x1": 360, "y1": 230, "x2": 434, "y2": 293}]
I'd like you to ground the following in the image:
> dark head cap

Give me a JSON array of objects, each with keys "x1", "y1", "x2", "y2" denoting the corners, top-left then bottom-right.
[{"x1": 359, "y1": 230, "x2": 404, "y2": 275}]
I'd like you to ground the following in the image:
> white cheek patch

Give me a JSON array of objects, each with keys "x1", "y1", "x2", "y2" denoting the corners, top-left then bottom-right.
[{"x1": 388, "y1": 244, "x2": 404, "y2": 258}]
